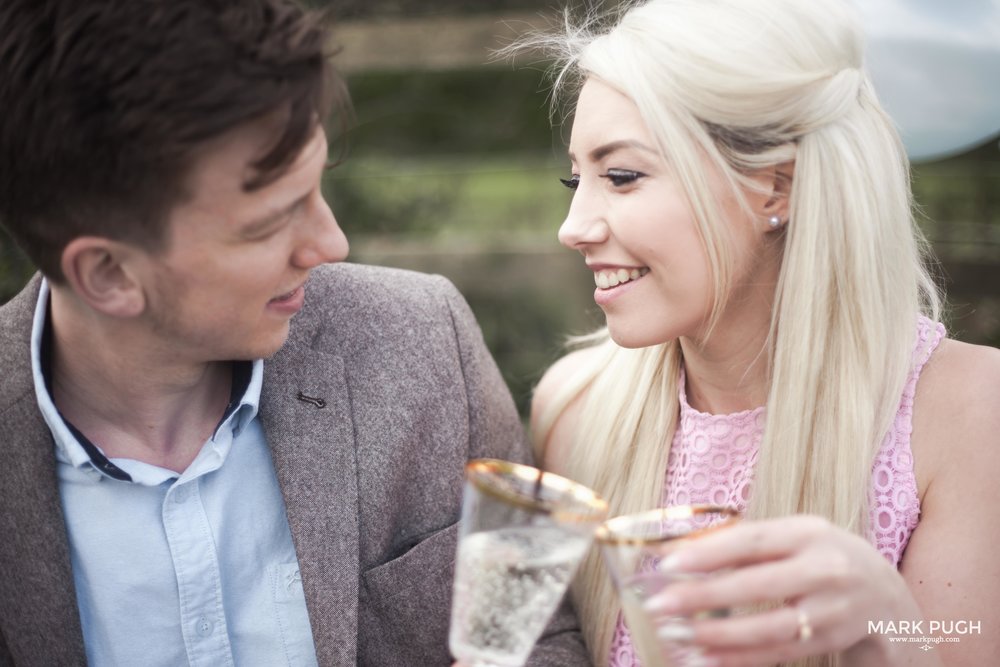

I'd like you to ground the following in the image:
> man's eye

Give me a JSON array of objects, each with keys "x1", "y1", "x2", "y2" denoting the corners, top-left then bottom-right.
[
  {"x1": 602, "y1": 168, "x2": 644, "y2": 187},
  {"x1": 559, "y1": 175, "x2": 580, "y2": 190}
]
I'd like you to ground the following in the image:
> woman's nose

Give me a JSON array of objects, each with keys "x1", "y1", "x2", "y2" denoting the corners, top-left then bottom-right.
[{"x1": 558, "y1": 189, "x2": 608, "y2": 250}]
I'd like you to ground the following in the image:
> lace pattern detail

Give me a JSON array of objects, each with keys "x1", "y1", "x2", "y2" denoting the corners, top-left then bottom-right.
[
  {"x1": 868, "y1": 317, "x2": 944, "y2": 563},
  {"x1": 608, "y1": 317, "x2": 944, "y2": 666},
  {"x1": 663, "y1": 374, "x2": 764, "y2": 512}
]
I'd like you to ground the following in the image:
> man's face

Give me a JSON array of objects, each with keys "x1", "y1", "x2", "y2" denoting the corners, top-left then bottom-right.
[{"x1": 135, "y1": 120, "x2": 348, "y2": 362}]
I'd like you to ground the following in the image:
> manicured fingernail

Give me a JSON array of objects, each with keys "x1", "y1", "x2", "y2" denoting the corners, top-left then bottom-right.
[
  {"x1": 656, "y1": 622, "x2": 694, "y2": 642},
  {"x1": 643, "y1": 592, "x2": 681, "y2": 614},
  {"x1": 658, "y1": 553, "x2": 684, "y2": 571}
]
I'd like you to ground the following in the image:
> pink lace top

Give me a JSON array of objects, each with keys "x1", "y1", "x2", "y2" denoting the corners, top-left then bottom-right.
[{"x1": 608, "y1": 317, "x2": 945, "y2": 666}]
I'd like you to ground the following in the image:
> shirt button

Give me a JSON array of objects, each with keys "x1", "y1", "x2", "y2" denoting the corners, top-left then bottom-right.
[
  {"x1": 195, "y1": 617, "x2": 214, "y2": 637},
  {"x1": 173, "y1": 485, "x2": 190, "y2": 503}
]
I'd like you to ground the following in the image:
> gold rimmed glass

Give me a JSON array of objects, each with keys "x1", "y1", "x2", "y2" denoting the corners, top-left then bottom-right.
[
  {"x1": 596, "y1": 505, "x2": 740, "y2": 667},
  {"x1": 449, "y1": 459, "x2": 609, "y2": 667}
]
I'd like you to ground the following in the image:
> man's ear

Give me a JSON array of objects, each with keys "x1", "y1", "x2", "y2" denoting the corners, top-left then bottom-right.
[{"x1": 59, "y1": 237, "x2": 147, "y2": 318}]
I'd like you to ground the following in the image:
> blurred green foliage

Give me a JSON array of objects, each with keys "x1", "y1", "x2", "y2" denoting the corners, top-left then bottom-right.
[
  {"x1": 2, "y1": 62, "x2": 997, "y2": 416},
  {"x1": 341, "y1": 69, "x2": 562, "y2": 156},
  {"x1": 326, "y1": 67, "x2": 567, "y2": 239},
  {"x1": 912, "y1": 141, "x2": 1000, "y2": 231}
]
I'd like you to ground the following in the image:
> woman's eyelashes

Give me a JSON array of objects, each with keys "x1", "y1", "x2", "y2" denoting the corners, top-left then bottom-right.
[
  {"x1": 602, "y1": 168, "x2": 644, "y2": 186},
  {"x1": 560, "y1": 174, "x2": 580, "y2": 190},
  {"x1": 559, "y1": 168, "x2": 645, "y2": 190}
]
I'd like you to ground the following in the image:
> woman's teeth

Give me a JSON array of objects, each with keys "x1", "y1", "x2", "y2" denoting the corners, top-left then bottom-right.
[{"x1": 595, "y1": 267, "x2": 649, "y2": 289}]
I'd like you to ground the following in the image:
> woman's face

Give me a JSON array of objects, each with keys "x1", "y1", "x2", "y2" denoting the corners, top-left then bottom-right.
[{"x1": 559, "y1": 77, "x2": 782, "y2": 349}]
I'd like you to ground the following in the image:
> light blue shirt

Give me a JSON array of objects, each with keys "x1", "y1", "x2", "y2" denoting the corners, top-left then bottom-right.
[{"x1": 31, "y1": 280, "x2": 318, "y2": 667}]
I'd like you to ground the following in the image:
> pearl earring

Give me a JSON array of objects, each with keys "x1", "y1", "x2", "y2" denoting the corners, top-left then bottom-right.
[{"x1": 768, "y1": 215, "x2": 782, "y2": 229}]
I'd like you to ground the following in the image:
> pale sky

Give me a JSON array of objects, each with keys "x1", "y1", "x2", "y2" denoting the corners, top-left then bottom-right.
[{"x1": 854, "y1": 0, "x2": 1000, "y2": 160}]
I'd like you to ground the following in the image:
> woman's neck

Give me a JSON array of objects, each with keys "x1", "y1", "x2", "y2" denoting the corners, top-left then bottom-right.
[{"x1": 679, "y1": 297, "x2": 776, "y2": 415}]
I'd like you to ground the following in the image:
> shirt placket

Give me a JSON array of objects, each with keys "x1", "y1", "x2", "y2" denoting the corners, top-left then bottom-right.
[{"x1": 163, "y1": 476, "x2": 235, "y2": 667}]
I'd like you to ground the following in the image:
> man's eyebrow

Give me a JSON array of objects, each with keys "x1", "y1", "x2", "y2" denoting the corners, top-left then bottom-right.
[
  {"x1": 568, "y1": 139, "x2": 658, "y2": 163},
  {"x1": 241, "y1": 193, "x2": 308, "y2": 235}
]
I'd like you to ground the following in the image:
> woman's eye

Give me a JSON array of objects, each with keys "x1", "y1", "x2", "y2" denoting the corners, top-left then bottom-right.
[
  {"x1": 559, "y1": 174, "x2": 580, "y2": 190},
  {"x1": 602, "y1": 168, "x2": 644, "y2": 187}
]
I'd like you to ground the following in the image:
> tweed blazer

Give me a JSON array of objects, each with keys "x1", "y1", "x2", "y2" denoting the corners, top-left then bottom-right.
[{"x1": 0, "y1": 263, "x2": 590, "y2": 667}]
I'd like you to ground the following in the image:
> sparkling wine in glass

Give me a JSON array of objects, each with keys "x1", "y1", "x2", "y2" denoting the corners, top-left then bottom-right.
[
  {"x1": 449, "y1": 459, "x2": 608, "y2": 667},
  {"x1": 596, "y1": 505, "x2": 739, "y2": 667}
]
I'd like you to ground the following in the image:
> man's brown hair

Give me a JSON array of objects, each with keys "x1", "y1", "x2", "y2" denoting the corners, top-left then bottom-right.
[{"x1": 0, "y1": 0, "x2": 347, "y2": 281}]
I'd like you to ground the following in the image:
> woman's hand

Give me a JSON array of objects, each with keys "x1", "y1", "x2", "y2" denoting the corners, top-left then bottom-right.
[{"x1": 641, "y1": 515, "x2": 942, "y2": 666}]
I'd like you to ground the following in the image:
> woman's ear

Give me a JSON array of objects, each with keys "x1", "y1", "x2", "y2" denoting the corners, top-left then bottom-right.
[
  {"x1": 59, "y1": 237, "x2": 147, "y2": 318},
  {"x1": 762, "y1": 160, "x2": 795, "y2": 227}
]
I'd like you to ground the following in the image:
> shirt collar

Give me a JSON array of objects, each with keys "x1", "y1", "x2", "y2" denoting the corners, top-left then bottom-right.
[
  {"x1": 31, "y1": 278, "x2": 264, "y2": 481},
  {"x1": 215, "y1": 354, "x2": 262, "y2": 440}
]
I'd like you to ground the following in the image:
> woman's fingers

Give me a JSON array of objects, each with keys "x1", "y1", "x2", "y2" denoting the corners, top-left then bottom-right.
[
  {"x1": 642, "y1": 605, "x2": 821, "y2": 667},
  {"x1": 655, "y1": 606, "x2": 822, "y2": 667},
  {"x1": 631, "y1": 516, "x2": 896, "y2": 665},
  {"x1": 659, "y1": 515, "x2": 836, "y2": 573},
  {"x1": 645, "y1": 549, "x2": 850, "y2": 617},
  {"x1": 684, "y1": 604, "x2": 808, "y2": 649}
]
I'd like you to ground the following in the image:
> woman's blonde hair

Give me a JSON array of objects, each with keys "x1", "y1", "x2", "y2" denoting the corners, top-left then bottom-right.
[{"x1": 520, "y1": 1, "x2": 943, "y2": 665}]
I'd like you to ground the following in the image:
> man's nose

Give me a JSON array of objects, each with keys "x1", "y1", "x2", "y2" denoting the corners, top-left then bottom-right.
[{"x1": 292, "y1": 194, "x2": 349, "y2": 269}]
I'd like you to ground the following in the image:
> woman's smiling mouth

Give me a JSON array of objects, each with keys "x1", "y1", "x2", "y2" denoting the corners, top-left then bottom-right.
[{"x1": 594, "y1": 267, "x2": 650, "y2": 289}]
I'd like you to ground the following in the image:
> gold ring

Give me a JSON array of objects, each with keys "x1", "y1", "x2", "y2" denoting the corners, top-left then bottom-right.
[{"x1": 796, "y1": 608, "x2": 813, "y2": 643}]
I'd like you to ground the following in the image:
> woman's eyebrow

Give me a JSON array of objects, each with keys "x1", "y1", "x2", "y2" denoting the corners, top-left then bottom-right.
[{"x1": 568, "y1": 139, "x2": 658, "y2": 163}]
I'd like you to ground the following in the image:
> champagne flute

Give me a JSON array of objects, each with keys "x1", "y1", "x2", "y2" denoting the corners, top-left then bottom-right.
[
  {"x1": 596, "y1": 505, "x2": 740, "y2": 667},
  {"x1": 449, "y1": 459, "x2": 608, "y2": 667}
]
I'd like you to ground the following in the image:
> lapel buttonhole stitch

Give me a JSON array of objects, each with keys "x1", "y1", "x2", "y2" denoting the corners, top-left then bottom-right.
[{"x1": 296, "y1": 391, "x2": 327, "y2": 409}]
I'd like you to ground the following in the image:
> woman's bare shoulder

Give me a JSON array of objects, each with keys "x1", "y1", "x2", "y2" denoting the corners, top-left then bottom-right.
[
  {"x1": 900, "y1": 338, "x2": 1000, "y2": 663},
  {"x1": 532, "y1": 346, "x2": 603, "y2": 413},
  {"x1": 912, "y1": 337, "x2": 1000, "y2": 484},
  {"x1": 531, "y1": 346, "x2": 605, "y2": 474}
]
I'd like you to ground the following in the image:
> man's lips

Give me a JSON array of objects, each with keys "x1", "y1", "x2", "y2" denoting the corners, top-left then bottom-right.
[
  {"x1": 267, "y1": 283, "x2": 306, "y2": 314},
  {"x1": 270, "y1": 286, "x2": 301, "y2": 302}
]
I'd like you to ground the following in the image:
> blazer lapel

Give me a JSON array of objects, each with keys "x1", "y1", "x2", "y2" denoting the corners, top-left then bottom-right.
[
  {"x1": 260, "y1": 340, "x2": 360, "y2": 667},
  {"x1": 0, "y1": 277, "x2": 87, "y2": 665}
]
